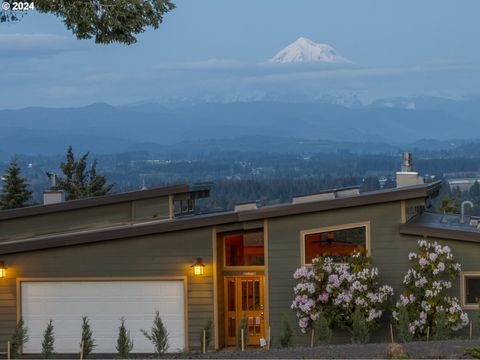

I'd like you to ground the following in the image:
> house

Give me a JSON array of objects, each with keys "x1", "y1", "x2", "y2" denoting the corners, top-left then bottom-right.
[{"x1": 0, "y1": 157, "x2": 479, "y2": 354}]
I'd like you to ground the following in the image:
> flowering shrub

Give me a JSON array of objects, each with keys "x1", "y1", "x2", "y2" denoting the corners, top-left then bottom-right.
[
  {"x1": 291, "y1": 252, "x2": 393, "y2": 333},
  {"x1": 393, "y1": 239, "x2": 469, "y2": 336}
]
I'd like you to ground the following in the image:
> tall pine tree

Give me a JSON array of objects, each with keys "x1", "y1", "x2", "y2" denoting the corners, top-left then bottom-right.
[
  {"x1": 0, "y1": 157, "x2": 32, "y2": 210},
  {"x1": 56, "y1": 146, "x2": 114, "y2": 200}
]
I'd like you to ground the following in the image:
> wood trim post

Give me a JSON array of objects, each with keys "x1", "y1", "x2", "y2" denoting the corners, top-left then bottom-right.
[{"x1": 212, "y1": 226, "x2": 219, "y2": 350}]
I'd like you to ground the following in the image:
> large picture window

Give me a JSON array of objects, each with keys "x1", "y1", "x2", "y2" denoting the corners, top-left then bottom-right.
[
  {"x1": 302, "y1": 223, "x2": 369, "y2": 265},
  {"x1": 224, "y1": 231, "x2": 264, "y2": 267},
  {"x1": 461, "y1": 273, "x2": 480, "y2": 309}
]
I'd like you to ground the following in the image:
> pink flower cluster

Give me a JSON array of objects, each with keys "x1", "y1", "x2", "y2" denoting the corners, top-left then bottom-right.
[{"x1": 291, "y1": 251, "x2": 393, "y2": 333}]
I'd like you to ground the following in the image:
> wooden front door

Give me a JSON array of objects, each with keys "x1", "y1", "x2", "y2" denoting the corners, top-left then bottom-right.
[{"x1": 224, "y1": 276, "x2": 265, "y2": 346}]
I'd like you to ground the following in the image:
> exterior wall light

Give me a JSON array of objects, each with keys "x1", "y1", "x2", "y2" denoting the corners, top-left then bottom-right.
[
  {"x1": 0, "y1": 261, "x2": 6, "y2": 278},
  {"x1": 191, "y1": 257, "x2": 205, "y2": 276}
]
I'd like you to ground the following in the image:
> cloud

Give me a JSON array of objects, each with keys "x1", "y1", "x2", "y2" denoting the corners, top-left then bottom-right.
[
  {"x1": 0, "y1": 33, "x2": 78, "y2": 57},
  {"x1": 155, "y1": 59, "x2": 246, "y2": 71}
]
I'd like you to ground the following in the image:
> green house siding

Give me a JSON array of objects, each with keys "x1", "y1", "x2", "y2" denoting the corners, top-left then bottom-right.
[
  {"x1": 267, "y1": 200, "x2": 480, "y2": 344},
  {"x1": 0, "y1": 196, "x2": 170, "y2": 242},
  {"x1": 0, "y1": 227, "x2": 213, "y2": 351}
]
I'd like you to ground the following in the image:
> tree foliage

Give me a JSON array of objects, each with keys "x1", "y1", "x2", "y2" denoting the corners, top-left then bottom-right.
[
  {"x1": 0, "y1": 157, "x2": 32, "y2": 210},
  {"x1": 236, "y1": 313, "x2": 248, "y2": 350},
  {"x1": 10, "y1": 318, "x2": 29, "y2": 359},
  {"x1": 279, "y1": 315, "x2": 293, "y2": 348},
  {"x1": 351, "y1": 307, "x2": 370, "y2": 344},
  {"x1": 313, "y1": 313, "x2": 332, "y2": 345},
  {"x1": 80, "y1": 316, "x2": 96, "y2": 359},
  {"x1": 116, "y1": 318, "x2": 133, "y2": 359},
  {"x1": 56, "y1": 146, "x2": 114, "y2": 200},
  {"x1": 141, "y1": 310, "x2": 169, "y2": 354},
  {"x1": 199, "y1": 319, "x2": 213, "y2": 351},
  {"x1": 41, "y1": 320, "x2": 55, "y2": 359},
  {"x1": 1, "y1": 0, "x2": 175, "y2": 45}
]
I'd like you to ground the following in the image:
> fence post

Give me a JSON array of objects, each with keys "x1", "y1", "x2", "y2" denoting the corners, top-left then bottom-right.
[
  {"x1": 241, "y1": 328, "x2": 245, "y2": 352},
  {"x1": 7, "y1": 341, "x2": 10, "y2": 360},
  {"x1": 202, "y1": 329, "x2": 206, "y2": 354},
  {"x1": 390, "y1": 324, "x2": 394, "y2": 343},
  {"x1": 310, "y1": 328, "x2": 315, "y2": 347},
  {"x1": 267, "y1": 325, "x2": 271, "y2": 350},
  {"x1": 80, "y1": 340, "x2": 84, "y2": 360}
]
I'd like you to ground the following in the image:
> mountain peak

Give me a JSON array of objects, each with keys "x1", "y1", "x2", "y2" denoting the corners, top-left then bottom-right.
[{"x1": 269, "y1": 37, "x2": 352, "y2": 64}]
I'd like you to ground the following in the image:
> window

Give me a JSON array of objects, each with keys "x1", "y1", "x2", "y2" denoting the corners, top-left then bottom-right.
[
  {"x1": 462, "y1": 273, "x2": 480, "y2": 309},
  {"x1": 174, "y1": 198, "x2": 195, "y2": 216},
  {"x1": 302, "y1": 223, "x2": 369, "y2": 265},
  {"x1": 224, "y1": 231, "x2": 264, "y2": 267}
]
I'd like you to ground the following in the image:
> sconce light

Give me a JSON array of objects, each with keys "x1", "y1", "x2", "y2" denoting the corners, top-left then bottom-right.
[
  {"x1": 0, "y1": 261, "x2": 6, "y2": 278},
  {"x1": 191, "y1": 257, "x2": 205, "y2": 276}
]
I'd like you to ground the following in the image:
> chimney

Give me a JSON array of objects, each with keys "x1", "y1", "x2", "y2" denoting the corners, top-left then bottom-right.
[
  {"x1": 396, "y1": 152, "x2": 424, "y2": 188},
  {"x1": 43, "y1": 173, "x2": 66, "y2": 205}
]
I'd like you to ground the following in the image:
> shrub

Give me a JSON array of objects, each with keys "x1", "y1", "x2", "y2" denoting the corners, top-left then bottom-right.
[
  {"x1": 433, "y1": 309, "x2": 451, "y2": 340},
  {"x1": 351, "y1": 307, "x2": 369, "y2": 344},
  {"x1": 475, "y1": 300, "x2": 480, "y2": 338},
  {"x1": 80, "y1": 316, "x2": 96, "y2": 359},
  {"x1": 395, "y1": 305, "x2": 413, "y2": 343},
  {"x1": 393, "y1": 240, "x2": 469, "y2": 337},
  {"x1": 199, "y1": 319, "x2": 213, "y2": 351},
  {"x1": 141, "y1": 310, "x2": 169, "y2": 354},
  {"x1": 465, "y1": 347, "x2": 480, "y2": 359},
  {"x1": 10, "y1": 318, "x2": 29, "y2": 359},
  {"x1": 291, "y1": 251, "x2": 393, "y2": 334},
  {"x1": 313, "y1": 313, "x2": 331, "y2": 345},
  {"x1": 236, "y1": 313, "x2": 248, "y2": 350},
  {"x1": 116, "y1": 318, "x2": 134, "y2": 359},
  {"x1": 41, "y1": 320, "x2": 55, "y2": 359},
  {"x1": 279, "y1": 315, "x2": 293, "y2": 348}
]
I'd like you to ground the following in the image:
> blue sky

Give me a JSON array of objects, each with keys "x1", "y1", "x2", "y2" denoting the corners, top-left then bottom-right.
[{"x1": 1, "y1": 0, "x2": 480, "y2": 108}]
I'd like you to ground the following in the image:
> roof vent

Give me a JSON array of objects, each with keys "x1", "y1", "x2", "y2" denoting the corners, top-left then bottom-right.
[
  {"x1": 292, "y1": 192, "x2": 335, "y2": 204},
  {"x1": 234, "y1": 201, "x2": 259, "y2": 212},
  {"x1": 292, "y1": 186, "x2": 360, "y2": 204}
]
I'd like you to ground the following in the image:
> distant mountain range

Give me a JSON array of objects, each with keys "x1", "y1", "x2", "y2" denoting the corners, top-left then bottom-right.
[
  {"x1": 269, "y1": 37, "x2": 352, "y2": 64},
  {"x1": 0, "y1": 96, "x2": 479, "y2": 158}
]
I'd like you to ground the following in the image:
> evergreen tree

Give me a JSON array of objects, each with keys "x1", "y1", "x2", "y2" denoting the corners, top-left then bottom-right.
[
  {"x1": 56, "y1": 146, "x2": 114, "y2": 200},
  {"x1": 199, "y1": 319, "x2": 213, "y2": 351},
  {"x1": 438, "y1": 194, "x2": 460, "y2": 214},
  {"x1": 80, "y1": 316, "x2": 96, "y2": 358},
  {"x1": 141, "y1": 310, "x2": 169, "y2": 354},
  {"x1": 41, "y1": 320, "x2": 55, "y2": 359},
  {"x1": 470, "y1": 181, "x2": 480, "y2": 198},
  {"x1": 116, "y1": 318, "x2": 133, "y2": 359},
  {"x1": 279, "y1": 315, "x2": 293, "y2": 348},
  {"x1": 433, "y1": 309, "x2": 451, "y2": 340},
  {"x1": 314, "y1": 313, "x2": 332, "y2": 345},
  {"x1": 10, "y1": 318, "x2": 29, "y2": 359},
  {"x1": 236, "y1": 313, "x2": 249, "y2": 350},
  {"x1": 0, "y1": 157, "x2": 32, "y2": 210},
  {"x1": 396, "y1": 305, "x2": 413, "y2": 343},
  {"x1": 351, "y1": 307, "x2": 369, "y2": 344}
]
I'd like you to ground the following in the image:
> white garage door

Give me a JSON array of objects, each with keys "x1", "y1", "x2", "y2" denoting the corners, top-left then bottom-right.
[{"x1": 21, "y1": 280, "x2": 185, "y2": 354}]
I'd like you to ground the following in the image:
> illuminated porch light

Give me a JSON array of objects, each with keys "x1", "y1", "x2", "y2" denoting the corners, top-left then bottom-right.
[
  {"x1": 0, "y1": 261, "x2": 6, "y2": 278},
  {"x1": 191, "y1": 257, "x2": 205, "y2": 276}
]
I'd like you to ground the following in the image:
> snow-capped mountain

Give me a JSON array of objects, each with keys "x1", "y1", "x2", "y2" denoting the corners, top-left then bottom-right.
[{"x1": 269, "y1": 37, "x2": 352, "y2": 64}]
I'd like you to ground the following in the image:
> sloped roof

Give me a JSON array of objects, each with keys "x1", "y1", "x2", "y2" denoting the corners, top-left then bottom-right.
[{"x1": 0, "y1": 181, "x2": 442, "y2": 255}]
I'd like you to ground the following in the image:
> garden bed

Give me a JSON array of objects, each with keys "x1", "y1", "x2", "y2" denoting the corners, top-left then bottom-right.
[{"x1": 187, "y1": 339, "x2": 480, "y2": 359}]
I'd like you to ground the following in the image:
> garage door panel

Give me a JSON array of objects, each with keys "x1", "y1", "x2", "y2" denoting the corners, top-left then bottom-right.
[{"x1": 21, "y1": 281, "x2": 185, "y2": 354}]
